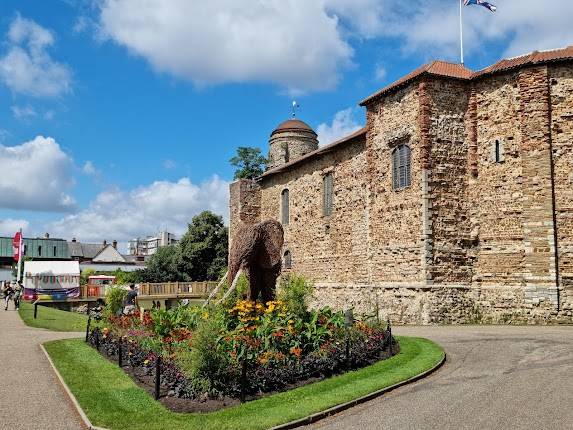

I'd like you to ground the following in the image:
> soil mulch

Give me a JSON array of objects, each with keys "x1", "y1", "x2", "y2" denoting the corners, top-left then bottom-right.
[{"x1": 92, "y1": 343, "x2": 399, "y2": 414}]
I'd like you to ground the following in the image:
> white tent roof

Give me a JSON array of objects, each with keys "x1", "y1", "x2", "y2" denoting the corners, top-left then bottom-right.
[{"x1": 24, "y1": 260, "x2": 80, "y2": 276}]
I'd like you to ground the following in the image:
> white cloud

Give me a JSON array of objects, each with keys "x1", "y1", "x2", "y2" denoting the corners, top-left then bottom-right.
[
  {"x1": 346, "y1": 1, "x2": 573, "y2": 60},
  {"x1": 97, "y1": 0, "x2": 353, "y2": 93},
  {"x1": 317, "y1": 108, "x2": 363, "y2": 146},
  {"x1": 0, "y1": 218, "x2": 30, "y2": 236},
  {"x1": 82, "y1": 160, "x2": 99, "y2": 176},
  {"x1": 0, "y1": 136, "x2": 76, "y2": 212},
  {"x1": 47, "y1": 176, "x2": 229, "y2": 244},
  {"x1": 374, "y1": 64, "x2": 387, "y2": 81},
  {"x1": 11, "y1": 105, "x2": 37, "y2": 119},
  {"x1": 0, "y1": 15, "x2": 72, "y2": 97},
  {"x1": 162, "y1": 159, "x2": 177, "y2": 170}
]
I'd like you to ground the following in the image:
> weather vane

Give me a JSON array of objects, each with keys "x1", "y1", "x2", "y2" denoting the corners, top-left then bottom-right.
[{"x1": 291, "y1": 100, "x2": 300, "y2": 118}]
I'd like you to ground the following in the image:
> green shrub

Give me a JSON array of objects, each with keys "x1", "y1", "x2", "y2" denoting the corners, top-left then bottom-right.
[
  {"x1": 277, "y1": 274, "x2": 314, "y2": 317},
  {"x1": 177, "y1": 317, "x2": 229, "y2": 397},
  {"x1": 104, "y1": 286, "x2": 127, "y2": 317}
]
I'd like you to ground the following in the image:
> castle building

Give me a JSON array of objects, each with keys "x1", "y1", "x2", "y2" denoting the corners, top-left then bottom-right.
[{"x1": 229, "y1": 47, "x2": 573, "y2": 324}]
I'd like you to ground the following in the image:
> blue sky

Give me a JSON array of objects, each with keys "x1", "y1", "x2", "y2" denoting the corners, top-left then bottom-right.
[{"x1": 0, "y1": 0, "x2": 571, "y2": 247}]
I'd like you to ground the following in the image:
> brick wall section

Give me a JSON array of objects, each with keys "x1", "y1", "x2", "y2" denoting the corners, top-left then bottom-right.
[
  {"x1": 550, "y1": 65, "x2": 573, "y2": 310},
  {"x1": 426, "y1": 78, "x2": 472, "y2": 283},
  {"x1": 518, "y1": 66, "x2": 559, "y2": 307},
  {"x1": 467, "y1": 88, "x2": 478, "y2": 177}
]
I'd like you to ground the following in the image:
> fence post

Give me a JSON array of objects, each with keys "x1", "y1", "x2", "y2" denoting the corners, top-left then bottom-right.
[
  {"x1": 118, "y1": 338, "x2": 123, "y2": 367},
  {"x1": 344, "y1": 309, "x2": 354, "y2": 369},
  {"x1": 387, "y1": 318, "x2": 393, "y2": 355},
  {"x1": 34, "y1": 302, "x2": 38, "y2": 319},
  {"x1": 95, "y1": 329, "x2": 100, "y2": 351},
  {"x1": 154, "y1": 356, "x2": 161, "y2": 400},
  {"x1": 240, "y1": 358, "x2": 247, "y2": 403},
  {"x1": 85, "y1": 315, "x2": 91, "y2": 342}
]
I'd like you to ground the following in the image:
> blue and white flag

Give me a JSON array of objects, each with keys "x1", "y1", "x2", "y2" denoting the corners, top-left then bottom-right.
[{"x1": 464, "y1": 0, "x2": 497, "y2": 12}]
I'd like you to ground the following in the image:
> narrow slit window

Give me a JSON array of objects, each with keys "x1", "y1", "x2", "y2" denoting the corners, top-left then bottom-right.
[
  {"x1": 38, "y1": 245, "x2": 42, "y2": 256},
  {"x1": 495, "y1": 139, "x2": 503, "y2": 163},
  {"x1": 53, "y1": 246, "x2": 57, "y2": 257},
  {"x1": 323, "y1": 173, "x2": 333, "y2": 216},
  {"x1": 281, "y1": 189, "x2": 289, "y2": 225},
  {"x1": 392, "y1": 144, "x2": 411, "y2": 190}
]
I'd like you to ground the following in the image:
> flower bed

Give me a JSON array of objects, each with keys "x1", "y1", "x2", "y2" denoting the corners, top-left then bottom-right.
[{"x1": 88, "y1": 282, "x2": 397, "y2": 412}]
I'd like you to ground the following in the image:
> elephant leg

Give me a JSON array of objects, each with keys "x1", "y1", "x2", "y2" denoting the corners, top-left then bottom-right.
[
  {"x1": 260, "y1": 264, "x2": 281, "y2": 303},
  {"x1": 247, "y1": 267, "x2": 262, "y2": 302}
]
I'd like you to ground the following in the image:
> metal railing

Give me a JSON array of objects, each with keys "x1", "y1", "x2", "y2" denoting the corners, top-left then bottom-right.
[{"x1": 78, "y1": 281, "x2": 217, "y2": 299}]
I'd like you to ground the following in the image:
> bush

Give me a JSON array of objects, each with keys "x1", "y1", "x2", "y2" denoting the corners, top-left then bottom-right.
[
  {"x1": 277, "y1": 274, "x2": 314, "y2": 317},
  {"x1": 177, "y1": 317, "x2": 231, "y2": 398},
  {"x1": 104, "y1": 286, "x2": 128, "y2": 317}
]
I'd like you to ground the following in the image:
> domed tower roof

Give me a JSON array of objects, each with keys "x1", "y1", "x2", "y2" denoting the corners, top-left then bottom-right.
[
  {"x1": 271, "y1": 119, "x2": 316, "y2": 136},
  {"x1": 267, "y1": 117, "x2": 319, "y2": 170}
]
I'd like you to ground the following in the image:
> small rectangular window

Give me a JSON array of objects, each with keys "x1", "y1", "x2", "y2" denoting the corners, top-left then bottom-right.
[
  {"x1": 53, "y1": 246, "x2": 57, "y2": 257},
  {"x1": 38, "y1": 245, "x2": 42, "y2": 256},
  {"x1": 323, "y1": 173, "x2": 333, "y2": 216}
]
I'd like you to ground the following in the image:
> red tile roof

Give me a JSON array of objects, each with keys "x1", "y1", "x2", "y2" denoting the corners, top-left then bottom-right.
[
  {"x1": 271, "y1": 119, "x2": 316, "y2": 136},
  {"x1": 260, "y1": 127, "x2": 367, "y2": 178},
  {"x1": 360, "y1": 61, "x2": 472, "y2": 106},
  {"x1": 361, "y1": 46, "x2": 573, "y2": 106}
]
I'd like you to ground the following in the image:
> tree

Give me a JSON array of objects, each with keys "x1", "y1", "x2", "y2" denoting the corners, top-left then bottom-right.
[
  {"x1": 139, "y1": 245, "x2": 188, "y2": 283},
  {"x1": 179, "y1": 211, "x2": 229, "y2": 281},
  {"x1": 230, "y1": 147, "x2": 267, "y2": 179}
]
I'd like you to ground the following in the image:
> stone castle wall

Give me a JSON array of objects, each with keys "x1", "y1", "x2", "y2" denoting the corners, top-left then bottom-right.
[{"x1": 229, "y1": 62, "x2": 573, "y2": 324}]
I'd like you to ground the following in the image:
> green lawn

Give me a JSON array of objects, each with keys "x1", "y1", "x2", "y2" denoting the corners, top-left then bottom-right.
[
  {"x1": 19, "y1": 301, "x2": 88, "y2": 332},
  {"x1": 44, "y1": 336, "x2": 444, "y2": 430}
]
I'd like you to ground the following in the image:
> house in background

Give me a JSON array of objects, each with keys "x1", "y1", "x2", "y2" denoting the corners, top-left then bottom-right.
[{"x1": 69, "y1": 239, "x2": 145, "y2": 272}]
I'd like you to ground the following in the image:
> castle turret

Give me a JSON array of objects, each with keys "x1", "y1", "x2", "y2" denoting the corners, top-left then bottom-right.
[{"x1": 267, "y1": 119, "x2": 318, "y2": 170}]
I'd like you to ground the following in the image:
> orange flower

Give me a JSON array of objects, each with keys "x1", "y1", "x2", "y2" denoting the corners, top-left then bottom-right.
[{"x1": 290, "y1": 347, "x2": 302, "y2": 358}]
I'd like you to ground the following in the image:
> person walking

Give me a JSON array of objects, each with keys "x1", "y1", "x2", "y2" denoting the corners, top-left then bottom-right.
[
  {"x1": 123, "y1": 284, "x2": 138, "y2": 315},
  {"x1": 3, "y1": 282, "x2": 14, "y2": 311},
  {"x1": 13, "y1": 282, "x2": 22, "y2": 311}
]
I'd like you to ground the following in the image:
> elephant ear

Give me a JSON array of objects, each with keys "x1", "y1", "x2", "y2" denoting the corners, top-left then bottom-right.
[
  {"x1": 228, "y1": 222, "x2": 260, "y2": 284},
  {"x1": 256, "y1": 220, "x2": 284, "y2": 269}
]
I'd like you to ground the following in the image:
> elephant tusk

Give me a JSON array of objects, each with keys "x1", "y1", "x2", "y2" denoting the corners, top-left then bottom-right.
[
  {"x1": 203, "y1": 270, "x2": 229, "y2": 306},
  {"x1": 217, "y1": 269, "x2": 242, "y2": 305}
]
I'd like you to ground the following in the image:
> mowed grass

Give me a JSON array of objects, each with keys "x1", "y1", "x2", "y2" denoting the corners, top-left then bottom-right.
[
  {"x1": 19, "y1": 301, "x2": 88, "y2": 332},
  {"x1": 44, "y1": 336, "x2": 444, "y2": 430}
]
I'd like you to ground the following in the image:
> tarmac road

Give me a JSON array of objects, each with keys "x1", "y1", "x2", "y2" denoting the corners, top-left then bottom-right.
[{"x1": 306, "y1": 325, "x2": 573, "y2": 430}]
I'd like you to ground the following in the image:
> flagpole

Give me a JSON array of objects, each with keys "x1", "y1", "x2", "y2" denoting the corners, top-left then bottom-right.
[
  {"x1": 459, "y1": 0, "x2": 464, "y2": 65},
  {"x1": 16, "y1": 228, "x2": 23, "y2": 283}
]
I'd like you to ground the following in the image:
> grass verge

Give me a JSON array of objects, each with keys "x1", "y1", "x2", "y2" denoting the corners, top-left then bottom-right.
[
  {"x1": 19, "y1": 301, "x2": 87, "y2": 332},
  {"x1": 44, "y1": 336, "x2": 443, "y2": 430}
]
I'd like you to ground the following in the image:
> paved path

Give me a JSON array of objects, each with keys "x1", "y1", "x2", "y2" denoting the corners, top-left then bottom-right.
[
  {"x1": 0, "y1": 307, "x2": 84, "y2": 430},
  {"x1": 308, "y1": 325, "x2": 573, "y2": 430}
]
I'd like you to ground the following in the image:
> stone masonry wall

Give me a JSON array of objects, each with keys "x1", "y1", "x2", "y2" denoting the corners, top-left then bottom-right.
[
  {"x1": 366, "y1": 83, "x2": 425, "y2": 285},
  {"x1": 470, "y1": 72, "x2": 526, "y2": 286},
  {"x1": 426, "y1": 78, "x2": 472, "y2": 284},
  {"x1": 550, "y1": 64, "x2": 573, "y2": 312},
  {"x1": 259, "y1": 139, "x2": 369, "y2": 285},
  {"x1": 229, "y1": 179, "x2": 261, "y2": 248}
]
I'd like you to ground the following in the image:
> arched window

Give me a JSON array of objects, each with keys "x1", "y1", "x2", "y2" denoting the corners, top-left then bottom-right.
[
  {"x1": 323, "y1": 173, "x2": 333, "y2": 216},
  {"x1": 283, "y1": 250, "x2": 292, "y2": 269},
  {"x1": 392, "y1": 144, "x2": 411, "y2": 190},
  {"x1": 281, "y1": 189, "x2": 289, "y2": 225}
]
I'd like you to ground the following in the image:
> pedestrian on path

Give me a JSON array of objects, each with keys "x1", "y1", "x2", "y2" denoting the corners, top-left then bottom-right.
[
  {"x1": 13, "y1": 282, "x2": 22, "y2": 311},
  {"x1": 3, "y1": 282, "x2": 14, "y2": 311},
  {"x1": 123, "y1": 284, "x2": 138, "y2": 315}
]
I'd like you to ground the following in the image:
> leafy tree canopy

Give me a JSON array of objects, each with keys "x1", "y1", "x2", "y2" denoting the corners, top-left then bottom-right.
[
  {"x1": 138, "y1": 211, "x2": 228, "y2": 283},
  {"x1": 230, "y1": 147, "x2": 267, "y2": 180},
  {"x1": 179, "y1": 211, "x2": 228, "y2": 281}
]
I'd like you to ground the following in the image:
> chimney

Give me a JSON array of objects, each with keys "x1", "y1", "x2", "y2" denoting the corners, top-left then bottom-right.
[
  {"x1": 103, "y1": 240, "x2": 107, "y2": 246},
  {"x1": 112, "y1": 240, "x2": 117, "y2": 249}
]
